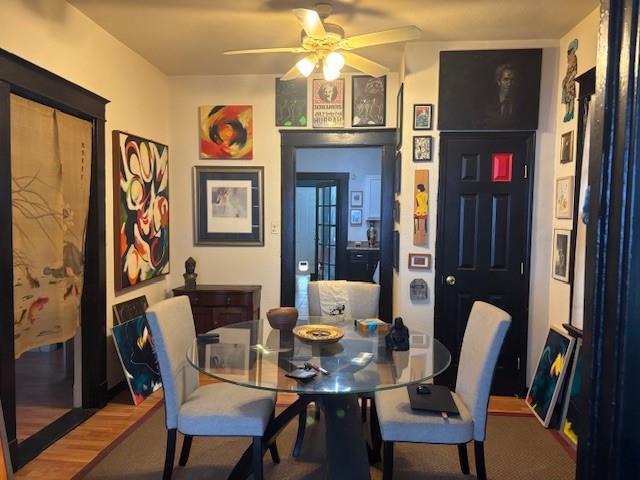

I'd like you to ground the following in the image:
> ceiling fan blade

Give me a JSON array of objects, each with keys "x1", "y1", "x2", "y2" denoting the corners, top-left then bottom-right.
[
  {"x1": 281, "y1": 63, "x2": 301, "y2": 81},
  {"x1": 224, "y1": 47, "x2": 306, "y2": 55},
  {"x1": 340, "y1": 26, "x2": 422, "y2": 50},
  {"x1": 293, "y1": 8, "x2": 326, "y2": 38},
  {"x1": 341, "y1": 52, "x2": 390, "y2": 77}
]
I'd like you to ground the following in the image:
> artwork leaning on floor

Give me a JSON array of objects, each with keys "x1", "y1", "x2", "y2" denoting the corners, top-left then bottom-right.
[
  {"x1": 199, "y1": 105, "x2": 253, "y2": 159},
  {"x1": 112, "y1": 314, "x2": 162, "y2": 405},
  {"x1": 275, "y1": 78, "x2": 307, "y2": 127},
  {"x1": 113, "y1": 131, "x2": 169, "y2": 291},
  {"x1": 526, "y1": 327, "x2": 575, "y2": 427},
  {"x1": 560, "y1": 340, "x2": 582, "y2": 448}
]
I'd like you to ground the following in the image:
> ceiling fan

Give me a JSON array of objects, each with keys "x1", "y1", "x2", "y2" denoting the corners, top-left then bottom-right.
[{"x1": 224, "y1": 3, "x2": 421, "y2": 81}]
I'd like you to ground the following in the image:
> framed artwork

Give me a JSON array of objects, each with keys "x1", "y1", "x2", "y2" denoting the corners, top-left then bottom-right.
[
  {"x1": 555, "y1": 176, "x2": 574, "y2": 219},
  {"x1": 112, "y1": 315, "x2": 162, "y2": 405},
  {"x1": 560, "y1": 340, "x2": 582, "y2": 448},
  {"x1": 393, "y1": 200, "x2": 400, "y2": 223},
  {"x1": 413, "y1": 169, "x2": 429, "y2": 246},
  {"x1": 113, "y1": 295, "x2": 148, "y2": 326},
  {"x1": 526, "y1": 327, "x2": 575, "y2": 427},
  {"x1": 193, "y1": 166, "x2": 264, "y2": 246},
  {"x1": 413, "y1": 104, "x2": 433, "y2": 130},
  {"x1": 352, "y1": 75, "x2": 386, "y2": 127},
  {"x1": 562, "y1": 39, "x2": 579, "y2": 123},
  {"x1": 553, "y1": 229, "x2": 572, "y2": 283},
  {"x1": 413, "y1": 136, "x2": 433, "y2": 161},
  {"x1": 350, "y1": 190, "x2": 363, "y2": 207},
  {"x1": 393, "y1": 230, "x2": 400, "y2": 271},
  {"x1": 312, "y1": 78, "x2": 344, "y2": 128},
  {"x1": 199, "y1": 105, "x2": 253, "y2": 159},
  {"x1": 0, "y1": 399, "x2": 12, "y2": 480},
  {"x1": 560, "y1": 131, "x2": 574, "y2": 163},
  {"x1": 410, "y1": 278, "x2": 428, "y2": 301},
  {"x1": 112, "y1": 131, "x2": 169, "y2": 291},
  {"x1": 350, "y1": 209, "x2": 363, "y2": 225},
  {"x1": 408, "y1": 253, "x2": 432, "y2": 270},
  {"x1": 438, "y1": 49, "x2": 543, "y2": 130},
  {"x1": 275, "y1": 77, "x2": 307, "y2": 127},
  {"x1": 396, "y1": 83, "x2": 404, "y2": 149},
  {"x1": 394, "y1": 151, "x2": 402, "y2": 195}
]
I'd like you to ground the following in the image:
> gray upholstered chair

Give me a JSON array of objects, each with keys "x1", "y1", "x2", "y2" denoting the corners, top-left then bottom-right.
[
  {"x1": 308, "y1": 280, "x2": 380, "y2": 318},
  {"x1": 373, "y1": 301, "x2": 511, "y2": 480},
  {"x1": 146, "y1": 296, "x2": 279, "y2": 480}
]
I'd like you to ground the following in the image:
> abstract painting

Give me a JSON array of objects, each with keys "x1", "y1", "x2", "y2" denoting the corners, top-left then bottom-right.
[
  {"x1": 276, "y1": 78, "x2": 307, "y2": 127},
  {"x1": 413, "y1": 170, "x2": 429, "y2": 246},
  {"x1": 352, "y1": 75, "x2": 386, "y2": 126},
  {"x1": 193, "y1": 166, "x2": 264, "y2": 245},
  {"x1": 413, "y1": 136, "x2": 433, "y2": 161},
  {"x1": 112, "y1": 314, "x2": 162, "y2": 405},
  {"x1": 112, "y1": 131, "x2": 169, "y2": 291},
  {"x1": 560, "y1": 340, "x2": 582, "y2": 447},
  {"x1": 553, "y1": 229, "x2": 572, "y2": 283},
  {"x1": 526, "y1": 327, "x2": 575, "y2": 427},
  {"x1": 312, "y1": 79, "x2": 344, "y2": 128},
  {"x1": 438, "y1": 49, "x2": 542, "y2": 130},
  {"x1": 113, "y1": 295, "x2": 148, "y2": 325},
  {"x1": 199, "y1": 105, "x2": 253, "y2": 159}
]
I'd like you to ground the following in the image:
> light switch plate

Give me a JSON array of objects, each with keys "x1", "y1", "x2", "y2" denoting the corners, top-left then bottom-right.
[{"x1": 270, "y1": 221, "x2": 280, "y2": 234}]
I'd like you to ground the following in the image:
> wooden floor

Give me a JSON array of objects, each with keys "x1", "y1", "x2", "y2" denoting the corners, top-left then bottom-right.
[{"x1": 14, "y1": 376, "x2": 529, "y2": 480}]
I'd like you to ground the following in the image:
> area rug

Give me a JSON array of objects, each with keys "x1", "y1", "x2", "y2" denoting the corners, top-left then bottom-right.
[{"x1": 82, "y1": 408, "x2": 575, "y2": 479}]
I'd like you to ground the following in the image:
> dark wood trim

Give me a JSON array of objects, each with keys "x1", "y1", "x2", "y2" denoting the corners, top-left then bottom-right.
[
  {"x1": 280, "y1": 129, "x2": 395, "y2": 322},
  {"x1": 295, "y1": 172, "x2": 350, "y2": 280},
  {"x1": 579, "y1": 0, "x2": 640, "y2": 477},
  {"x1": 435, "y1": 131, "x2": 536, "y2": 397}
]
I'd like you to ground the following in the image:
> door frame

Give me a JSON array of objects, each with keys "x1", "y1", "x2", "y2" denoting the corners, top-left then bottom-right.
[
  {"x1": 435, "y1": 131, "x2": 536, "y2": 396},
  {"x1": 281, "y1": 129, "x2": 396, "y2": 322},
  {"x1": 296, "y1": 172, "x2": 350, "y2": 280}
]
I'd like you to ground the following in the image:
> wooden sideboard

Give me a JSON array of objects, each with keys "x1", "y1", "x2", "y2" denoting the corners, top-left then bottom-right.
[{"x1": 172, "y1": 285, "x2": 261, "y2": 334}]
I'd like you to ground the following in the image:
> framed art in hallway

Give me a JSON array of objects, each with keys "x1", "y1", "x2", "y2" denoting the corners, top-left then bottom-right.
[
  {"x1": 396, "y1": 83, "x2": 404, "y2": 149},
  {"x1": 350, "y1": 190, "x2": 363, "y2": 207},
  {"x1": 560, "y1": 130, "x2": 574, "y2": 164},
  {"x1": 350, "y1": 208, "x2": 363, "y2": 225},
  {"x1": 560, "y1": 339, "x2": 582, "y2": 448},
  {"x1": 408, "y1": 253, "x2": 432, "y2": 270},
  {"x1": 275, "y1": 77, "x2": 307, "y2": 127},
  {"x1": 555, "y1": 176, "x2": 574, "y2": 219},
  {"x1": 413, "y1": 135, "x2": 433, "y2": 161},
  {"x1": 352, "y1": 75, "x2": 386, "y2": 127},
  {"x1": 552, "y1": 229, "x2": 572, "y2": 283},
  {"x1": 312, "y1": 78, "x2": 344, "y2": 128},
  {"x1": 199, "y1": 105, "x2": 253, "y2": 159},
  {"x1": 193, "y1": 166, "x2": 264, "y2": 246},
  {"x1": 413, "y1": 104, "x2": 433, "y2": 130}
]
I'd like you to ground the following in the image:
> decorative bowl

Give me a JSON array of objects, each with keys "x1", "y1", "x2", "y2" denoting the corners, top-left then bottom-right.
[
  {"x1": 292, "y1": 324, "x2": 344, "y2": 344},
  {"x1": 266, "y1": 307, "x2": 298, "y2": 330}
]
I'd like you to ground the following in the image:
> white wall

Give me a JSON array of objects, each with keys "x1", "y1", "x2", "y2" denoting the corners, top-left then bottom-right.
[{"x1": 0, "y1": 0, "x2": 170, "y2": 387}]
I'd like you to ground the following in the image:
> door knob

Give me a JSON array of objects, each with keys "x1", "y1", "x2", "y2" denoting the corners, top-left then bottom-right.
[{"x1": 446, "y1": 275, "x2": 456, "y2": 286}]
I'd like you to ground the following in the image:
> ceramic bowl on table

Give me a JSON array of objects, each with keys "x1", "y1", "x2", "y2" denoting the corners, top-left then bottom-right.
[{"x1": 266, "y1": 307, "x2": 298, "y2": 330}]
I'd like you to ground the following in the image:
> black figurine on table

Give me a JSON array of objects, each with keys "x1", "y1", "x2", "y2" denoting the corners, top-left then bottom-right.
[
  {"x1": 385, "y1": 317, "x2": 410, "y2": 351},
  {"x1": 183, "y1": 257, "x2": 197, "y2": 290}
]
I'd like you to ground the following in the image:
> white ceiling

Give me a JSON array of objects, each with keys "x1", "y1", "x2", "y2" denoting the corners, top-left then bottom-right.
[{"x1": 67, "y1": 0, "x2": 598, "y2": 76}]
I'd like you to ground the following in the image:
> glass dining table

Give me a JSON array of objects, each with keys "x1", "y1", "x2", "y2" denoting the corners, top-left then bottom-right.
[{"x1": 186, "y1": 316, "x2": 451, "y2": 480}]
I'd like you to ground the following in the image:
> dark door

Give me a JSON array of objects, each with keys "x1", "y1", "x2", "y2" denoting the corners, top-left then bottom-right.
[
  {"x1": 316, "y1": 181, "x2": 339, "y2": 280},
  {"x1": 435, "y1": 132, "x2": 534, "y2": 396}
]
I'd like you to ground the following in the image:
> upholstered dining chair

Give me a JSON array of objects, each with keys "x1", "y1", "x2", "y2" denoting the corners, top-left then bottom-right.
[
  {"x1": 146, "y1": 296, "x2": 279, "y2": 480},
  {"x1": 373, "y1": 301, "x2": 511, "y2": 480}
]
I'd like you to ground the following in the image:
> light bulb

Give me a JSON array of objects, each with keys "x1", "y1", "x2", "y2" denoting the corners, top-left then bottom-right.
[
  {"x1": 323, "y1": 64, "x2": 340, "y2": 81},
  {"x1": 296, "y1": 55, "x2": 317, "y2": 77},
  {"x1": 325, "y1": 51, "x2": 345, "y2": 70}
]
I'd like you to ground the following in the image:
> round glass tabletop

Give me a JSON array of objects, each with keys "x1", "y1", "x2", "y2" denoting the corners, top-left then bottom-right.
[{"x1": 186, "y1": 316, "x2": 451, "y2": 394}]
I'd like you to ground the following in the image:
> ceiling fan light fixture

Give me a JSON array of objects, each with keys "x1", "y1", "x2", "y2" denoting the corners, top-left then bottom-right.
[
  {"x1": 296, "y1": 54, "x2": 317, "y2": 77},
  {"x1": 325, "y1": 51, "x2": 345, "y2": 71},
  {"x1": 322, "y1": 62, "x2": 341, "y2": 81}
]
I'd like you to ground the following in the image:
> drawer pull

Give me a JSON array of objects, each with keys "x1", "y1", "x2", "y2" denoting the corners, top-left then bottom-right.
[
  {"x1": 226, "y1": 296, "x2": 231, "y2": 305},
  {"x1": 192, "y1": 296, "x2": 199, "y2": 303}
]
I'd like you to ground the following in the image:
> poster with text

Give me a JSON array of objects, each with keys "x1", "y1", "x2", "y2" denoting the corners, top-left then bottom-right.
[{"x1": 312, "y1": 78, "x2": 344, "y2": 128}]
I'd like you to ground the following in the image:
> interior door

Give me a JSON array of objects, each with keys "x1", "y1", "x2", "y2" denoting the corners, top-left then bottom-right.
[
  {"x1": 316, "y1": 181, "x2": 338, "y2": 280},
  {"x1": 435, "y1": 132, "x2": 534, "y2": 396}
]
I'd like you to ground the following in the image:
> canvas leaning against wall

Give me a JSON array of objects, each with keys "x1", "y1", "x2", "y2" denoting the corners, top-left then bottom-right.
[{"x1": 112, "y1": 131, "x2": 169, "y2": 291}]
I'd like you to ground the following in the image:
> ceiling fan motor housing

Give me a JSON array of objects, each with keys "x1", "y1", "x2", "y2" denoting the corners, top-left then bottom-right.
[{"x1": 301, "y1": 23, "x2": 345, "y2": 52}]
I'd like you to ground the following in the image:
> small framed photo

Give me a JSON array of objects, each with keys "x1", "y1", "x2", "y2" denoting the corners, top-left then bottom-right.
[
  {"x1": 413, "y1": 104, "x2": 433, "y2": 130},
  {"x1": 413, "y1": 136, "x2": 433, "y2": 161},
  {"x1": 351, "y1": 190, "x2": 363, "y2": 207},
  {"x1": 560, "y1": 131, "x2": 574, "y2": 164},
  {"x1": 555, "y1": 176, "x2": 574, "y2": 219},
  {"x1": 350, "y1": 208, "x2": 363, "y2": 225},
  {"x1": 408, "y1": 253, "x2": 432, "y2": 270},
  {"x1": 552, "y1": 229, "x2": 572, "y2": 283}
]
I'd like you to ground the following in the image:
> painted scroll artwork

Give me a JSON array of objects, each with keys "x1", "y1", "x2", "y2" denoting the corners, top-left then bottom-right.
[
  {"x1": 413, "y1": 170, "x2": 429, "y2": 246},
  {"x1": 11, "y1": 95, "x2": 92, "y2": 357},
  {"x1": 199, "y1": 105, "x2": 253, "y2": 159},
  {"x1": 562, "y1": 39, "x2": 579, "y2": 123},
  {"x1": 113, "y1": 131, "x2": 169, "y2": 291},
  {"x1": 112, "y1": 315, "x2": 162, "y2": 405}
]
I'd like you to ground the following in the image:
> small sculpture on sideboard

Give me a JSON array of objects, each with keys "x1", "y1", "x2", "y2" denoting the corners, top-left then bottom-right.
[
  {"x1": 183, "y1": 257, "x2": 197, "y2": 290},
  {"x1": 385, "y1": 317, "x2": 410, "y2": 351}
]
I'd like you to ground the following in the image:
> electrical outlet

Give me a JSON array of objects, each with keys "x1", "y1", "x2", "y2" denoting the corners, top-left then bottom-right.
[{"x1": 270, "y1": 221, "x2": 280, "y2": 234}]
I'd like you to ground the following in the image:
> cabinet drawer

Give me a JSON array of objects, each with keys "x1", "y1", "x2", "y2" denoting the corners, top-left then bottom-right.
[
  {"x1": 186, "y1": 293, "x2": 249, "y2": 307},
  {"x1": 349, "y1": 250, "x2": 369, "y2": 263}
]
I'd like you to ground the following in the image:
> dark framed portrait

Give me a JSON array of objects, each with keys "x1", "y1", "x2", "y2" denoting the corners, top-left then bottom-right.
[
  {"x1": 275, "y1": 77, "x2": 307, "y2": 127},
  {"x1": 352, "y1": 75, "x2": 386, "y2": 127},
  {"x1": 413, "y1": 104, "x2": 433, "y2": 130},
  {"x1": 396, "y1": 83, "x2": 404, "y2": 149},
  {"x1": 560, "y1": 130, "x2": 574, "y2": 164},
  {"x1": 413, "y1": 136, "x2": 433, "y2": 161},
  {"x1": 552, "y1": 229, "x2": 572, "y2": 283},
  {"x1": 193, "y1": 166, "x2": 264, "y2": 246},
  {"x1": 438, "y1": 49, "x2": 542, "y2": 130}
]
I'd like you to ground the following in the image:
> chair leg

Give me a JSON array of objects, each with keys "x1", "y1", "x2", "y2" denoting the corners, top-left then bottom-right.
[
  {"x1": 383, "y1": 441, "x2": 394, "y2": 480},
  {"x1": 252, "y1": 436, "x2": 263, "y2": 480},
  {"x1": 163, "y1": 429, "x2": 177, "y2": 480},
  {"x1": 370, "y1": 398, "x2": 382, "y2": 460},
  {"x1": 457, "y1": 443, "x2": 470, "y2": 474},
  {"x1": 361, "y1": 396, "x2": 368, "y2": 422},
  {"x1": 267, "y1": 409, "x2": 280, "y2": 464},
  {"x1": 178, "y1": 434, "x2": 193, "y2": 467},
  {"x1": 474, "y1": 440, "x2": 486, "y2": 480},
  {"x1": 314, "y1": 402, "x2": 321, "y2": 420},
  {"x1": 292, "y1": 410, "x2": 307, "y2": 457}
]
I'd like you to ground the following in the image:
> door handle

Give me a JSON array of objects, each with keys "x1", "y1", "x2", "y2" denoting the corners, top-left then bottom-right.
[{"x1": 446, "y1": 275, "x2": 456, "y2": 286}]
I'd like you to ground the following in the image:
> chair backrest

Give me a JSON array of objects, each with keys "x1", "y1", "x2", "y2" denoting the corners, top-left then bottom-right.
[
  {"x1": 146, "y1": 296, "x2": 200, "y2": 430},
  {"x1": 455, "y1": 301, "x2": 511, "y2": 441},
  {"x1": 308, "y1": 280, "x2": 380, "y2": 318}
]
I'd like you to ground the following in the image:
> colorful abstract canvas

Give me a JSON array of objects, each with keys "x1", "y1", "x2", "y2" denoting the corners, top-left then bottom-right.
[
  {"x1": 560, "y1": 341, "x2": 582, "y2": 447},
  {"x1": 526, "y1": 327, "x2": 575, "y2": 427},
  {"x1": 112, "y1": 315, "x2": 162, "y2": 405},
  {"x1": 112, "y1": 131, "x2": 169, "y2": 291},
  {"x1": 199, "y1": 105, "x2": 253, "y2": 159}
]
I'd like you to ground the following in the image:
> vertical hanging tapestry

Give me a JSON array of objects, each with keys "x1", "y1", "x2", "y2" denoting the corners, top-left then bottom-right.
[
  {"x1": 11, "y1": 95, "x2": 92, "y2": 358},
  {"x1": 112, "y1": 131, "x2": 169, "y2": 291},
  {"x1": 413, "y1": 169, "x2": 429, "y2": 246}
]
